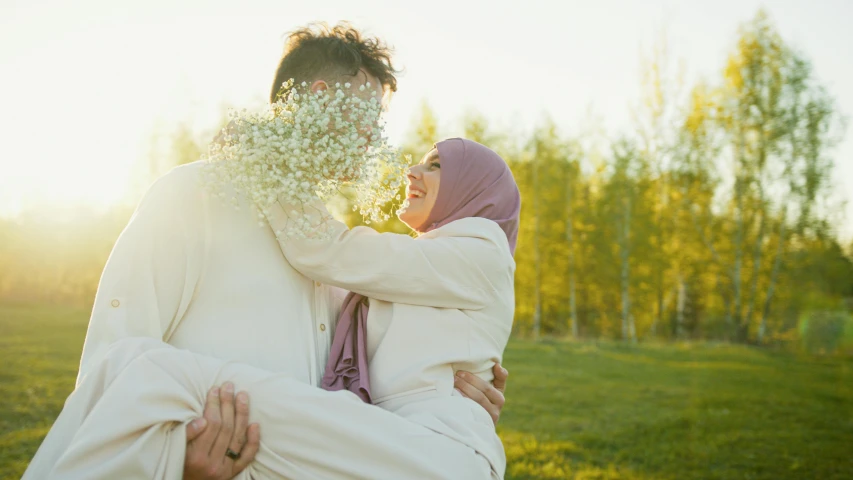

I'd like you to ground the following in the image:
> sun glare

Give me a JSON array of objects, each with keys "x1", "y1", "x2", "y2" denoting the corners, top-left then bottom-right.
[
  {"x1": 1, "y1": 18, "x2": 210, "y2": 214},
  {"x1": 1, "y1": 0, "x2": 851, "y2": 238}
]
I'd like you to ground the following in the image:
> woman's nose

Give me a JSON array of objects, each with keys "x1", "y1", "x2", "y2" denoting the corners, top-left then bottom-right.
[{"x1": 407, "y1": 166, "x2": 421, "y2": 179}]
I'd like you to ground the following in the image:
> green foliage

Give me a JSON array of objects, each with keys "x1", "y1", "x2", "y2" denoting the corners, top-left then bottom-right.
[
  {"x1": 798, "y1": 310, "x2": 853, "y2": 354},
  {"x1": 2, "y1": 305, "x2": 852, "y2": 479},
  {"x1": 0, "y1": 10, "x2": 851, "y2": 345}
]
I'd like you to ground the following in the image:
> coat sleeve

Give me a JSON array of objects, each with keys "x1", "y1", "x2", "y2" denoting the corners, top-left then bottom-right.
[
  {"x1": 76, "y1": 168, "x2": 202, "y2": 385},
  {"x1": 266, "y1": 199, "x2": 505, "y2": 310}
]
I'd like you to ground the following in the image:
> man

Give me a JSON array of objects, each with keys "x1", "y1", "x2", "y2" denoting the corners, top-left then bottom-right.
[{"x1": 75, "y1": 23, "x2": 508, "y2": 479}]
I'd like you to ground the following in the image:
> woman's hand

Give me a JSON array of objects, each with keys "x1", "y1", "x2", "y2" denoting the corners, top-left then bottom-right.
[
  {"x1": 184, "y1": 383, "x2": 261, "y2": 480},
  {"x1": 454, "y1": 363, "x2": 509, "y2": 425}
]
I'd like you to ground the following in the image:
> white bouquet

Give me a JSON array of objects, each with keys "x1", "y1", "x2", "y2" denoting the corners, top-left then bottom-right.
[{"x1": 203, "y1": 79, "x2": 409, "y2": 238}]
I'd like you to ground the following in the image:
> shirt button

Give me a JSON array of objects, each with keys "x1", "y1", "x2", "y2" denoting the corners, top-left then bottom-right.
[
  {"x1": 320, "y1": 324, "x2": 326, "y2": 332},
  {"x1": 315, "y1": 281, "x2": 321, "y2": 287},
  {"x1": 110, "y1": 299, "x2": 120, "y2": 308}
]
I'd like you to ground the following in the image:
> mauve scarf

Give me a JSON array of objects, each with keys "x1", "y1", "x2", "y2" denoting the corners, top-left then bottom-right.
[
  {"x1": 320, "y1": 292, "x2": 371, "y2": 402},
  {"x1": 320, "y1": 138, "x2": 521, "y2": 402}
]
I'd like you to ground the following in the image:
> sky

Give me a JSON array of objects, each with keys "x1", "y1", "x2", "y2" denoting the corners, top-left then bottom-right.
[{"x1": 1, "y1": 0, "x2": 851, "y2": 238}]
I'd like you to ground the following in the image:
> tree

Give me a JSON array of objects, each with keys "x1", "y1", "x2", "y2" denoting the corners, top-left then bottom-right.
[
  {"x1": 705, "y1": 10, "x2": 841, "y2": 342},
  {"x1": 633, "y1": 27, "x2": 687, "y2": 338},
  {"x1": 610, "y1": 138, "x2": 640, "y2": 342}
]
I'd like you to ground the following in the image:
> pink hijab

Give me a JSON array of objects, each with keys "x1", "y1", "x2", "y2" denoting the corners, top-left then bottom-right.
[
  {"x1": 321, "y1": 138, "x2": 521, "y2": 402},
  {"x1": 420, "y1": 138, "x2": 520, "y2": 253}
]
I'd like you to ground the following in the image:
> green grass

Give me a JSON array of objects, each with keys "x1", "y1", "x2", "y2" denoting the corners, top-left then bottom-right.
[{"x1": 1, "y1": 304, "x2": 851, "y2": 479}]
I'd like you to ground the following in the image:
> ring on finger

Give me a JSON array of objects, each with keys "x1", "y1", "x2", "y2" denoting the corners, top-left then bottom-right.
[{"x1": 225, "y1": 448, "x2": 241, "y2": 460}]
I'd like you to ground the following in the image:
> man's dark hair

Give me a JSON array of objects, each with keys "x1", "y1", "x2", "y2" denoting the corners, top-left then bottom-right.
[{"x1": 269, "y1": 22, "x2": 398, "y2": 103}]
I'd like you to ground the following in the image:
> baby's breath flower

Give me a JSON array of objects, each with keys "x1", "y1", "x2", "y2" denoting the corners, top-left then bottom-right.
[{"x1": 203, "y1": 79, "x2": 409, "y2": 239}]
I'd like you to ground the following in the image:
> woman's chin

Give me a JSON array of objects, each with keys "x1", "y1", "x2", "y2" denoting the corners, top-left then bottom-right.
[
  {"x1": 398, "y1": 210, "x2": 422, "y2": 232},
  {"x1": 398, "y1": 214, "x2": 414, "y2": 231}
]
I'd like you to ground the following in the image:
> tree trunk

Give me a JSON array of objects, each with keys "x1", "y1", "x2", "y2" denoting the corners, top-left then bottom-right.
[
  {"x1": 676, "y1": 273, "x2": 686, "y2": 339},
  {"x1": 715, "y1": 272, "x2": 733, "y2": 333},
  {"x1": 690, "y1": 197, "x2": 736, "y2": 334},
  {"x1": 733, "y1": 178, "x2": 745, "y2": 341},
  {"x1": 651, "y1": 181, "x2": 667, "y2": 339},
  {"x1": 629, "y1": 314, "x2": 637, "y2": 344},
  {"x1": 620, "y1": 194, "x2": 633, "y2": 342},
  {"x1": 731, "y1": 126, "x2": 748, "y2": 342},
  {"x1": 569, "y1": 273, "x2": 578, "y2": 339},
  {"x1": 566, "y1": 179, "x2": 579, "y2": 339},
  {"x1": 652, "y1": 284, "x2": 663, "y2": 338},
  {"x1": 744, "y1": 208, "x2": 766, "y2": 330},
  {"x1": 532, "y1": 160, "x2": 542, "y2": 341},
  {"x1": 759, "y1": 218, "x2": 786, "y2": 342}
]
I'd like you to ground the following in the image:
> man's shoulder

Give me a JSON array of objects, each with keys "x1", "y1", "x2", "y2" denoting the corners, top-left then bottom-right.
[
  {"x1": 151, "y1": 161, "x2": 206, "y2": 192},
  {"x1": 137, "y1": 161, "x2": 207, "y2": 213},
  {"x1": 144, "y1": 161, "x2": 206, "y2": 200}
]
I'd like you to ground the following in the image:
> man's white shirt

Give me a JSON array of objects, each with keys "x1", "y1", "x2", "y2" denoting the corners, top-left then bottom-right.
[{"x1": 77, "y1": 161, "x2": 346, "y2": 386}]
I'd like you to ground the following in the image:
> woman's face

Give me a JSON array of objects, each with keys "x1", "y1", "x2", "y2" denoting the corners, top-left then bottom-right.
[{"x1": 399, "y1": 148, "x2": 441, "y2": 230}]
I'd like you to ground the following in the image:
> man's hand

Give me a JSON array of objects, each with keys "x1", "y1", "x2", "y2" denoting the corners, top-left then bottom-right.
[
  {"x1": 184, "y1": 383, "x2": 261, "y2": 480},
  {"x1": 454, "y1": 363, "x2": 509, "y2": 426}
]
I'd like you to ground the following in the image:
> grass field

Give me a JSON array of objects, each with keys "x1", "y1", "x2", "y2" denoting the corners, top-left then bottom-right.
[{"x1": 1, "y1": 304, "x2": 851, "y2": 479}]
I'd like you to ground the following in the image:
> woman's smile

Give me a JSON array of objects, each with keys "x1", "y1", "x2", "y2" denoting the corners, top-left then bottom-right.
[
  {"x1": 407, "y1": 185, "x2": 426, "y2": 200},
  {"x1": 398, "y1": 148, "x2": 441, "y2": 230}
]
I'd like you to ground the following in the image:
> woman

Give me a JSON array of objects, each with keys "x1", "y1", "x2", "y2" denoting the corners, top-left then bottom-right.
[{"x1": 24, "y1": 138, "x2": 520, "y2": 480}]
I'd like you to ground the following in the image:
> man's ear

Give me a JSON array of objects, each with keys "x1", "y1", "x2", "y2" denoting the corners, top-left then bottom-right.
[{"x1": 310, "y1": 80, "x2": 329, "y2": 93}]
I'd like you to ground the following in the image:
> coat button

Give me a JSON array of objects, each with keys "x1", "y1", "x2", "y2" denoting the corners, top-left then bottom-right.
[{"x1": 110, "y1": 299, "x2": 120, "y2": 308}]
